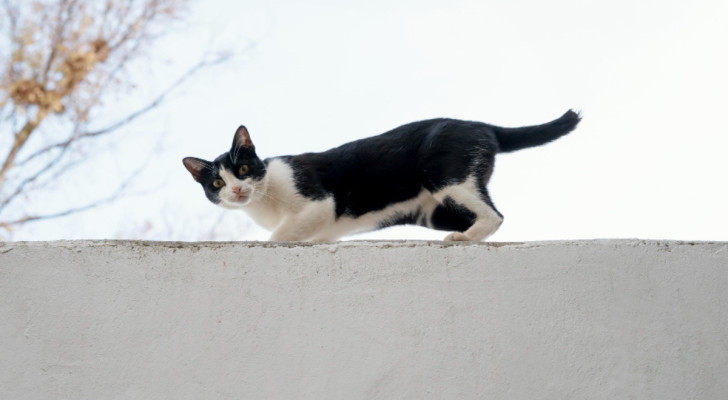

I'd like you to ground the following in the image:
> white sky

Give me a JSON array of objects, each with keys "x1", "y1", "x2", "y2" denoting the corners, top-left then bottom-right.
[{"x1": 11, "y1": 0, "x2": 728, "y2": 242}]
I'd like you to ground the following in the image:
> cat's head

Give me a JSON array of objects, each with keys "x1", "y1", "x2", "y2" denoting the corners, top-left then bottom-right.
[{"x1": 183, "y1": 125, "x2": 267, "y2": 209}]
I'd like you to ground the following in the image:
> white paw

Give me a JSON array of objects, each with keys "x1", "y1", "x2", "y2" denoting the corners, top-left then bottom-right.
[{"x1": 444, "y1": 232, "x2": 471, "y2": 241}]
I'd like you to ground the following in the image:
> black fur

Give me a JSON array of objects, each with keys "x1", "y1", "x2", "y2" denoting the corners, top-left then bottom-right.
[
  {"x1": 431, "y1": 197, "x2": 478, "y2": 232},
  {"x1": 277, "y1": 110, "x2": 579, "y2": 219},
  {"x1": 378, "y1": 208, "x2": 425, "y2": 230},
  {"x1": 492, "y1": 110, "x2": 580, "y2": 152}
]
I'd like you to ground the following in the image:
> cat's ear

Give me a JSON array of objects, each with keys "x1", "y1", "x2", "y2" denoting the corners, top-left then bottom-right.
[
  {"x1": 183, "y1": 157, "x2": 211, "y2": 183},
  {"x1": 232, "y1": 125, "x2": 254, "y2": 150}
]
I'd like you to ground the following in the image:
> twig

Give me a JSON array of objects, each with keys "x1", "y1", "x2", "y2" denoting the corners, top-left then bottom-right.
[
  {"x1": 0, "y1": 109, "x2": 49, "y2": 188},
  {"x1": 14, "y1": 56, "x2": 224, "y2": 168},
  {"x1": 0, "y1": 129, "x2": 77, "y2": 211},
  {"x1": 0, "y1": 150, "x2": 152, "y2": 231}
]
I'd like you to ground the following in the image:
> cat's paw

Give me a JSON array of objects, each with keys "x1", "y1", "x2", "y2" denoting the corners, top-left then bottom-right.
[{"x1": 444, "y1": 232, "x2": 472, "y2": 241}]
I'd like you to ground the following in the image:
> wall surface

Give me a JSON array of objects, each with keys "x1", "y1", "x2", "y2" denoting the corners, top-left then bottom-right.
[{"x1": 1, "y1": 239, "x2": 727, "y2": 400}]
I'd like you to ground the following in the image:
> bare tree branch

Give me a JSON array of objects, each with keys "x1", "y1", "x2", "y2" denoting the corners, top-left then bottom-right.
[
  {"x1": 0, "y1": 0, "x2": 232, "y2": 234},
  {"x1": 1, "y1": 187, "x2": 120, "y2": 230},
  {"x1": 40, "y1": 6, "x2": 67, "y2": 85},
  {"x1": 0, "y1": 0, "x2": 243, "y2": 238},
  {"x1": 0, "y1": 109, "x2": 49, "y2": 187},
  {"x1": 0, "y1": 0, "x2": 18, "y2": 42},
  {"x1": 0, "y1": 149, "x2": 153, "y2": 231},
  {"x1": 0, "y1": 126, "x2": 78, "y2": 210},
  {"x1": 13, "y1": 55, "x2": 226, "y2": 169}
]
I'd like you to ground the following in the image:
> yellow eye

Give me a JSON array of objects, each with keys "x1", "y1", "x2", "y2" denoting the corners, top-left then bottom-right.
[
  {"x1": 238, "y1": 165, "x2": 249, "y2": 175},
  {"x1": 213, "y1": 178, "x2": 225, "y2": 188}
]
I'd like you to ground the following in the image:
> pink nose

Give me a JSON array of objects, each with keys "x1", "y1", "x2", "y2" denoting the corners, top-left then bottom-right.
[{"x1": 232, "y1": 186, "x2": 242, "y2": 194}]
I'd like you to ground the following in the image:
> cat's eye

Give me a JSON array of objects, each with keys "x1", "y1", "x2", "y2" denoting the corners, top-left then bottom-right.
[
  {"x1": 238, "y1": 165, "x2": 249, "y2": 175},
  {"x1": 212, "y1": 178, "x2": 225, "y2": 188}
]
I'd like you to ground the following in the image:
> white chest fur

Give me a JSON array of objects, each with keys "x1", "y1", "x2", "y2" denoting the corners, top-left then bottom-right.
[
  {"x1": 242, "y1": 159, "x2": 311, "y2": 231},
  {"x1": 241, "y1": 158, "x2": 445, "y2": 241}
]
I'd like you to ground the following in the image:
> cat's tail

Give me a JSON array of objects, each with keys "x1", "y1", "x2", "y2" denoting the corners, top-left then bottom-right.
[{"x1": 491, "y1": 109, "x2": 581, "y2": 153}]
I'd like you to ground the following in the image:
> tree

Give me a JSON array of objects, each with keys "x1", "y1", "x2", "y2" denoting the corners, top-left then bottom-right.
[{"x1": 0, "y1": 0, "x2": 223, "y2": 236}]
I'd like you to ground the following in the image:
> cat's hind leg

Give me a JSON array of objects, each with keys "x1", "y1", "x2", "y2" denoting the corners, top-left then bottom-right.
[
  {"x1": 432, "y1": 178, "x2": 503, "y2": 242},
  {"x1": 443, "y1": 207, "x2": 502, "y2": 241}
]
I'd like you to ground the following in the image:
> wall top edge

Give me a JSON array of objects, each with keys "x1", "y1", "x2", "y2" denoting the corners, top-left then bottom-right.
[{"x1": 1, "y1": 238, "x2": 726, "y2": 251}]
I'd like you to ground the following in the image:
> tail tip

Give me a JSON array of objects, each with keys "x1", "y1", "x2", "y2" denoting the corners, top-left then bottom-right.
[
  {"x1": 559, "y1": 109, "x2": 582, "y2": 132},
  {"x1": 563, "y1": 108, "x2": 582, "y2": 121}
]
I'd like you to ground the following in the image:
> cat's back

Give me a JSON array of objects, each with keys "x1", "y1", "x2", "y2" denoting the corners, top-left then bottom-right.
[
  {"x1": 283, "y1": 118, "x2": 493, "y2": 178},
  {"x1": 327, "y1": 118, "x2": 446, "y2": 155},
  {"x1": 318, "y1": 117, "x2": 490, "y2": 158}
]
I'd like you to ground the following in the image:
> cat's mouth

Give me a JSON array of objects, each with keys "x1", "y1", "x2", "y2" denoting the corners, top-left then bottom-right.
[{"x1": 230, "y1": 189, "x2": 253, "y2": 205}]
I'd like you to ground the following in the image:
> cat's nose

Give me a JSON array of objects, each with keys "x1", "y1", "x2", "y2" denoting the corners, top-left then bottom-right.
[{"x1": 232, "y1": 186, "x2": 242, "y2": 194}]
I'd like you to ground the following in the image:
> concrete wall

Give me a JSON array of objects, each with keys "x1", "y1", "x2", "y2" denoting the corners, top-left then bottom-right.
[{"x1": 1, "y1": 239, "x2": 727, "y2": 400}]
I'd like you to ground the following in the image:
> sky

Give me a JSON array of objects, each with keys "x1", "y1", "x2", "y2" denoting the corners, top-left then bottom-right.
[{"x1": 9, "y1": 0, "x2": 728, "y2": 242}]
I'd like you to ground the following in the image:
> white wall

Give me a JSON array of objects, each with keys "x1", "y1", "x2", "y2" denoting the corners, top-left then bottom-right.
[{"x1": 1, "y1": 240, "x2": 727, "y2": 399}]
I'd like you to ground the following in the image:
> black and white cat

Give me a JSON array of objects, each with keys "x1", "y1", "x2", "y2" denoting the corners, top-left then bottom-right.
[{"x1": 183, "y1": 110, "x2": 580, "y2": 241}]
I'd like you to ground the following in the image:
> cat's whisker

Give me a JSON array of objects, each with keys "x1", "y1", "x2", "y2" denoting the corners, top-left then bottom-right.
[{"x1": 256, "y1": 189, "x2": 291, "y2": 207}]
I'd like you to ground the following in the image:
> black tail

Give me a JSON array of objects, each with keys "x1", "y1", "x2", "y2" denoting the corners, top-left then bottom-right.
[{"x1": 492, "y1": 109, "x2": 581, "y2": 153}]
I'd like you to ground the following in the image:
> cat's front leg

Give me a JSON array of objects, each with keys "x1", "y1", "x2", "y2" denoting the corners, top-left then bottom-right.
[
  {"x1": 269, "y1": 225, "x2": 336, "y2": 242},
  {"x1": 269, "y1": 221, "x2": 317, "y2": 242},
  {"x1": 268, "y1": 202, "x2": 335, "y2": 241}
]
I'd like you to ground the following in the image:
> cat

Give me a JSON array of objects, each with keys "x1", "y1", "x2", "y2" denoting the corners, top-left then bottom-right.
[{"x1": 183, "y1": 109, "x2": 580, "y2": 241}]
